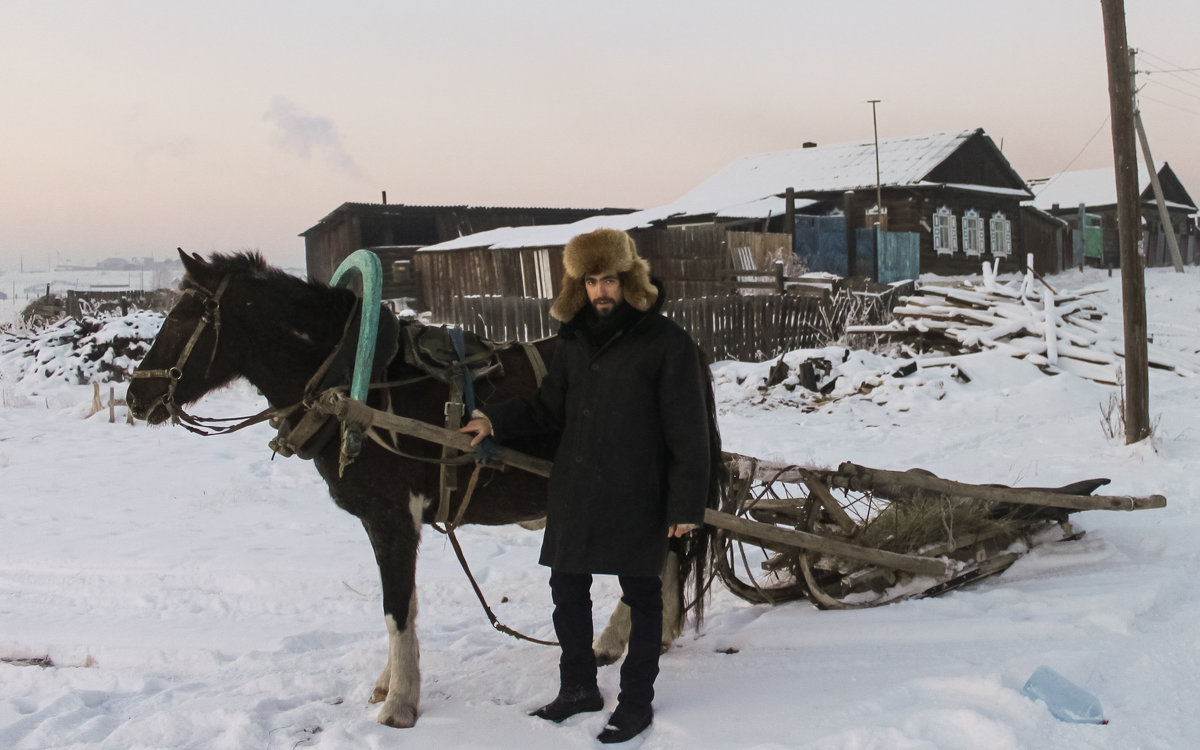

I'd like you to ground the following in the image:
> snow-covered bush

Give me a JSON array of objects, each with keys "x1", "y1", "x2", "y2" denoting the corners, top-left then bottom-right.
[{"x1": 0, "y1": 311, "x2": 164, "y2": 390}]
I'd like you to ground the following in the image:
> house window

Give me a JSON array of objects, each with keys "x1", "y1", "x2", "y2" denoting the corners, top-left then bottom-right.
[
  {"x1": 990, "y1": 211, "x2": 1012, "y2": 258},
  {"x1": 962, "y1": 209, "x2": 985, "y2": 257},
  {"x1": 392, "y1": 259, "x2": 412, "y2": 283},
  {"x1": 933, "y1": 206, "x2": 957, "y2": 256}
]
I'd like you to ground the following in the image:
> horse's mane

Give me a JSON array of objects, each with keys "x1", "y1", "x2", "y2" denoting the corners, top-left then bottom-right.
[
  {"x1": 185, "y1": 251, "x2": 358, "y2": 353},
  {"x1": 189, "y1": 252, "x2": 321, "y2": 293}
]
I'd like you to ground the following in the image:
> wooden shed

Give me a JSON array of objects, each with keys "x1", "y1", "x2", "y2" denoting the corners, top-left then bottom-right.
[{"x1": 301, "y1": 201, "x2": 634, "y2": 306}]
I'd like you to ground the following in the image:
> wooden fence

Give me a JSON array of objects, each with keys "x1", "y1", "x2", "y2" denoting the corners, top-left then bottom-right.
[{"x1": 443, "y1": 285, "x2": 907, "y2": 362}]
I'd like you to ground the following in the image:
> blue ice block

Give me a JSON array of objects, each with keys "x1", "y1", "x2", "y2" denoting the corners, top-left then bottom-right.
[{"x1": 1022, "y1": 666, "x2": 1107, "y2": 724}]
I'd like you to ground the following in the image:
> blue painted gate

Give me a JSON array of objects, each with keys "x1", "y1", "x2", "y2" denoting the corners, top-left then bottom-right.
[{"x1": 794, "y1": 216, "x2": 919, "y2": 282}]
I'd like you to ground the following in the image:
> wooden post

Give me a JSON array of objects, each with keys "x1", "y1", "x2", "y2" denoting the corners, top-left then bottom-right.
[
  {"x1": 1133, "y1": 112, "x2": 1185, "y2": 271},
  {"x1": 1076, "y1": 203, "x2": 1087, "y2": 267},
  {"x1": 844, "y1": 191, "x2": 857, "y2": 276},
  {"x1": 1101, "y1": 0, "x2": 1151, "y2": 443},
  {"x1": 784, "y1": 187, "x2": 795, "y2": 236}
]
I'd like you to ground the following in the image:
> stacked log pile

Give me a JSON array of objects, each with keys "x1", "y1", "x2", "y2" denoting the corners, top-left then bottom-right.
[{"x1": 846, "y1": 271, "x2": 1193, "y2": 385}]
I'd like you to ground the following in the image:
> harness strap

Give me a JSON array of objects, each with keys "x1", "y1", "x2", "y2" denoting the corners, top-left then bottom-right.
[
  {"x1": 436, "y1": 516, "x2": 558, "y2": 646},
  {"x1": 521, "y1": 341, "x2": 549, "y2": 387},
  {"x1": 131, "y1": 276, "x2": 232, "y2": 422}
]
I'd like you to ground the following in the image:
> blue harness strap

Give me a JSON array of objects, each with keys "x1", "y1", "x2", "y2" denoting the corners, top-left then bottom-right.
[{"x1": 449, "y1": 327, "x2": 499, "y2": 460}]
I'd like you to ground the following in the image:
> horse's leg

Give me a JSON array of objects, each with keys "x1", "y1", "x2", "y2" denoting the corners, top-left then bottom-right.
[
  {"x1": 593, "y1": 550, "x2": 683, "y2": 665},
  {"x1": 593, "y1": 598, "x2": 630, "y2": 667},
  {"x1": 361, "y1": 494, "x2": 424, "y2": 728}
]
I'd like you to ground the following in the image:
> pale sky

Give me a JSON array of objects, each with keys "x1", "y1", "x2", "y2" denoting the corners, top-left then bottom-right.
[{"x1": 3, "y1": 0, "x2": 1197, "y2": 270}]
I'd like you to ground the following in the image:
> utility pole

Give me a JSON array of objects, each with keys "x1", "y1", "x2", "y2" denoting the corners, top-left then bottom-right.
[
  {"x1": 868, "y1": 100, "x2": 883, "y2": 227},
  {"x1": 868, "y1": 99, "x2": 883, "y2": 282},
  {"x1": 1101, "y1": 0, "x2": 1151, "y2": 443},
  {"x1": 1131, "y1": 48, "x2": 1185, "y2": 272}
]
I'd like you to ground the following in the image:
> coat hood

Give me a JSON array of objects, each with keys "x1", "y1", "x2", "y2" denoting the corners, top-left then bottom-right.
[{"x1": 549, "y1": 228, "x2": 659, "y2": 322}]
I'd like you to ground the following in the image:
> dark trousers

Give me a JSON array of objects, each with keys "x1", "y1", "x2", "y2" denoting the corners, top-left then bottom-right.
[{"x1": 549, "y1": 570, "x2": 663, "y2": 711}]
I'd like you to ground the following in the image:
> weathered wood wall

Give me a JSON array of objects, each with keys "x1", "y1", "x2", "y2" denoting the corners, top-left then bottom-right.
[{"x1": 438, "y1": 285, "x2": 905, "y2": 363}]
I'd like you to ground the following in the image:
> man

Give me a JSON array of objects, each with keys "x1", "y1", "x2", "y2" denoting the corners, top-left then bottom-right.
[{"x1": 461, "y1": 227, "x2": 713, "y2": 744}]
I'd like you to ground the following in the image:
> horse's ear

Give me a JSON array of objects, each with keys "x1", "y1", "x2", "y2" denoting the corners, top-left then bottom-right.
[{"x1": 178, "y1": 247, "x2": 213, "y2": 283}]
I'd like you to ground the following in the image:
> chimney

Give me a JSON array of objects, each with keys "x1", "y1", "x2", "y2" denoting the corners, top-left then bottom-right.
[{"x1": 381, "y1": 190, "x2": 388, "y2": 205}]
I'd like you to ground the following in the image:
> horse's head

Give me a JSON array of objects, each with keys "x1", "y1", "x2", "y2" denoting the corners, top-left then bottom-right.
[{"x1": 126, "y1": 249, "x2": 247, "y2": 424}]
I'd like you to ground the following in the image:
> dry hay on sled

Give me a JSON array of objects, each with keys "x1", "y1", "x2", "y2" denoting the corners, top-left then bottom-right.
[{"x1": 705, "y1": 453, "x2": 1165, "y2": 609}]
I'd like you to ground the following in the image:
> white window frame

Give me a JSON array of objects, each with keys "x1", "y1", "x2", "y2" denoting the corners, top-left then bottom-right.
[
  {"x1": 990, "y1": 211, "x2": 1012, "y2": 258},
  {"x1": 933, "y1": 206, "x2": 957, "y2": 256},
  {"x1": 962, "y1": 209, "x2": 985, "y2": 257}
]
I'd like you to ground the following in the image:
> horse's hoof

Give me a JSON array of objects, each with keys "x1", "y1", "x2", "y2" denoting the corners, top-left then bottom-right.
[
  {"x1": 377, "y1": 703, "x2": 418, "y2": 728},
  {"x1": 369, "y1": 686, "x2": 389, "y2": 704}
]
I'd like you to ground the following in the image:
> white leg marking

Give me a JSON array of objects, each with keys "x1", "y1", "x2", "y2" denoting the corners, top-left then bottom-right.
[
  {"x1": 377, "y1": 594, "x2": 420, "y2": 728},
  {"x1": 593, "y1": 599, "x2": 631, "y2": 666},
  {"x1": 371, "y1": 653, "x2": 391, "y2": 704},
  {"x1": 375, "y1": 492, "x2": 425, "y2": 727},
  {"x1": 409, "y1": 492, "x2": 427, "y2": 539},
  {"x1": 594, "y1": 551, "x2": 685, "y2": 663}
]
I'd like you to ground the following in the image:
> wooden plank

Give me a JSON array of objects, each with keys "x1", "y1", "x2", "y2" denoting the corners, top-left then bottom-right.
[
  {"x1": 836, "y1": 462, "x2": 1166, "y2": 511},
  {"x1": 704, "y1": 508, "x2": 953, "y2": 577}
]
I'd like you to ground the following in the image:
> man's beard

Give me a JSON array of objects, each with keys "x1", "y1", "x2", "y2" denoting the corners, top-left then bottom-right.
[{"x1": 590, "y1": 298, "x2": 620, "y2": 317}]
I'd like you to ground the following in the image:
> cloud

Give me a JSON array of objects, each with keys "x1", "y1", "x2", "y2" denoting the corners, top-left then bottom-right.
[{"x1": 264, "y1": 96, "x2": 365, "y2": 180}]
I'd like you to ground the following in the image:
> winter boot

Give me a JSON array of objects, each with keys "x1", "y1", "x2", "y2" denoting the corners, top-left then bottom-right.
[
  {"x1": 596, "y1": 703, "x2": 653, "y2": 743},
  {"x1": 528, "y1": 685, "x2": 604, "y2": 723}
]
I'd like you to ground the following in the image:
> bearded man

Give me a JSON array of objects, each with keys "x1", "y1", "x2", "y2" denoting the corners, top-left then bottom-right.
[{"x1": 461, "y1": 227, "x2": 715, "y2": 744}]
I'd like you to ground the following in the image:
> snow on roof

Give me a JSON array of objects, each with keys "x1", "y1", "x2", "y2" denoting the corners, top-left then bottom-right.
[
  {"x1": 1029, "y1": 166, "x2": 1196, "y2": 212},
  {"x1": 424, "y1": 129, "x2": 987, "y2": 252}
]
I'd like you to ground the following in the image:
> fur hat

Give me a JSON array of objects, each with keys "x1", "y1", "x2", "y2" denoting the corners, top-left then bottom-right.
[{"x1": 549, "y1": 228, "x2": 658, "y2": 322}]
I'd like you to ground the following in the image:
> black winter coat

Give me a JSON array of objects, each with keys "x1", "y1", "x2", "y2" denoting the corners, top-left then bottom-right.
[{"x1": 483, "y1": 291, "x2": 711, "y2": 576}]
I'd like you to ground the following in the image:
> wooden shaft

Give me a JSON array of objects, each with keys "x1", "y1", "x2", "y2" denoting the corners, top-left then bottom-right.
[
  {"x1": 321, "y1": 392, "x2": 554, "y2": 478},
  {"x1": 704, "y1": 508, "x2": 952, "y2": 577},
  {"x1": 837, "y1": 462, "x2": 1165, "y2": 511}
]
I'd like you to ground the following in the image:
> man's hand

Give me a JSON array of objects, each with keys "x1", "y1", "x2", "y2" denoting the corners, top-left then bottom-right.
[
  {"x1": 668, "y1": 524, "x2": 698, "y2": 538},
  {"x1": 459, "y1": 416, "x2": 493, "y2": 447}
]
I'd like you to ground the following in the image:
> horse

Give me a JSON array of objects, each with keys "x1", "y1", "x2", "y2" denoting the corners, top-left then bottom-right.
[{"x1": 126, "y1": 249, "x2": 713, "y2": 728}]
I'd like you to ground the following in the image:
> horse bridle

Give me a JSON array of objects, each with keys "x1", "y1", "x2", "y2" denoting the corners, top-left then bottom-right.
[{"x1": 131, "y1": 275, "x2": 236, "y2": 431}]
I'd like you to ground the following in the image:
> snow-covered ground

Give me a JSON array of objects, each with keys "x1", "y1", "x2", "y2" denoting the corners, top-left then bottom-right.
[{"x1": 2, "y1": 266, "x2": 1199, "y2": 749}]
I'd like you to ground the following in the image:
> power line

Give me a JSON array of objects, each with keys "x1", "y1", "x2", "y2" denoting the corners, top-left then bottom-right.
[
  {"x1": 1140, "y1": 93, "x2": 1200, "y2": 117},
  {"x1": 1030, "y1": 115, "x2": 1110, "y2": 196},
  {"x1": 1136, "y1": 48, "x2": 1200, "y2": 91},
  {"x1": 1142, "y1": 67, "x2": 1200, "y2": 93},
  {"x1": 1145, "y1": 77, "x2": 1200, "y2": 103}
]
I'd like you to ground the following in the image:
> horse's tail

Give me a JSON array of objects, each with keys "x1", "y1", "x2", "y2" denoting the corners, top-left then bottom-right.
[{"x1": 677, "y1": 347, "x2": 728, "y2": 633}]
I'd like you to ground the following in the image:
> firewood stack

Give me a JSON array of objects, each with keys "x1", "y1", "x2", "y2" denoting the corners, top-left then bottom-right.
[{"x1": 846, "y1": 271, "x2": 1191, "y2": 385}]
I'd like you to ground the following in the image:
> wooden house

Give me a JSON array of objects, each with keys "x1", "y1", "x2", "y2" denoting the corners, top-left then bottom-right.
[
  {"x1": 301, "y1": 201, "x2": 634, "y2": 306},
  {"x1": 1027, "y1": 164, "x2": 1198, "y2": 267},
  {"x1": 415, "y1": 129, "x2": 1044, "y2": 322}
]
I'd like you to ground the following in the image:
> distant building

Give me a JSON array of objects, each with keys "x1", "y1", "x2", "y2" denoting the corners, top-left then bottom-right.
[
  {"x1": 300, "y1": 202, "x2": 636, "y2": 308},
  {"x1": 1028, "y1": 164, "x2": 1198, "y2": 267},
  {"x1": 413, "y1": 128, "x2": 1045, "y2": 320}
]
